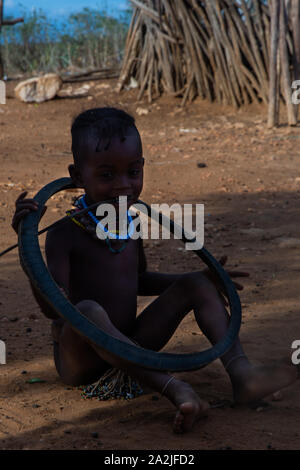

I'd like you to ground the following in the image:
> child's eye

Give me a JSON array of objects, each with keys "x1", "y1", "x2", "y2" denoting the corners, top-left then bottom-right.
[
  {"x1": 99, "y1": 172, "x2": 113, "y2": 179},
  {"x1": 129, "y1": 168, "x2": 141, "y2": 177}
]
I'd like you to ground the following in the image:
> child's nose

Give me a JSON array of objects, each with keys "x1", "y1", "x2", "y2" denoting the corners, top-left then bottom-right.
[{"x1": 114, "y1": 175, "x2": 131, "y2": 190}]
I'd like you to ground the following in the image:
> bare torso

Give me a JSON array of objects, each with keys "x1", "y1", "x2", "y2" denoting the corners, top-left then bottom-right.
[{"x1": 45, "y1": 217, "x2": 141, "y2": 336}]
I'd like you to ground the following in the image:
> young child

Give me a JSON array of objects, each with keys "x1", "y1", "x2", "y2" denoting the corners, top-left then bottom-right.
[{"x1": 12, "y1": 107, "x2": 298, "y2": 434}]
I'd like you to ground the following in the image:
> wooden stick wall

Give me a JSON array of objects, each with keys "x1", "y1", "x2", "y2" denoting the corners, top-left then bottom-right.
[{"x1": 118, "y1": 0, "x2": 300, "y2": 126}]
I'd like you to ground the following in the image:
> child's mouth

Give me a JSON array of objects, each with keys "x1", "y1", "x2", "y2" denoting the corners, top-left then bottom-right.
[{"x1": 110, "y1": 195, "x2": 133, "y2": 205}]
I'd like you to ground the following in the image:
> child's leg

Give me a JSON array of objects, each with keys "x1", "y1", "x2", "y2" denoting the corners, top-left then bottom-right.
[
  {"x1": 53, "y1": 302, "x2": 209, "y2": 434},
  {"x1": 132, "y1": 272, "x2": 298, "y2": 404},
  {"x1": 51, "y1": 318, "x2": 111, "y2": 385}
]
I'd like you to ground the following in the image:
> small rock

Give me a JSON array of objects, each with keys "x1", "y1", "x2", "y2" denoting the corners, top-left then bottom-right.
[
  {"x1": 136, "y1": 107, "x2": 149, "y2": 116},
  {"x1": 95, "y1": 83, "x2": 110, "y2": 90},
  {"x1": 197, "y1": 162, "x2": 207, "y2": 168},
  {"x1": 128, "y1": 77, "x2": 138, "y2": 89},
  {"x1": 256, "y1": 406, "x2": 265, "y2": 412},
  {"x1": 272, "y1": 391, "x2": 283, "y2": 401},
  {"x1": 179, "y1": 128, "x2": 198, "y2": 133},
  {"x1": 234, "y1": 122, "x2": 246, "y2": 129}
]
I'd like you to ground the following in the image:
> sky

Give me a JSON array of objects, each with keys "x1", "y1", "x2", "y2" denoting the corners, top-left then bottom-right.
[{"x1": 3, "y1": 0, "x2": 131, "y2": 18}]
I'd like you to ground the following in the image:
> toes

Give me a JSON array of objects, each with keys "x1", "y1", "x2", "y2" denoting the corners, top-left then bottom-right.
[
  {"x1": 174, "y1": 403, "x2": 197, "y2": 433},
  {"x1": 173, "y1": 411, "x2": 184, "y2": 434}
]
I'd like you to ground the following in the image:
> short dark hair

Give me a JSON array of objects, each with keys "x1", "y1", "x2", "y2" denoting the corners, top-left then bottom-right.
[{"x1": 71, "y1": 107, "x2": 138, "y2": 167}]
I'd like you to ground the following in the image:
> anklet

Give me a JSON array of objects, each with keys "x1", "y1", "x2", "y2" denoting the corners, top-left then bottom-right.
[
  {"x1": 224, "y1": 354, "x2": 247, "y2": 371},
  {"x1": 161, "y1": 376, "x2": 175, "y2": 396}
]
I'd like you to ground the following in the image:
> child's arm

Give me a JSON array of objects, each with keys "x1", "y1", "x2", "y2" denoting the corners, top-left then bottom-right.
[
  {"x1": 138, "y1": 239, "x2": 183, "y2": 295},
  {"x1": 45, "y1": 226, "x2": 70, "y2": 295},
  {"x1": 30, "y1": 226, "x2": 71, "y2": 320},
  {"x1": 11, "y1": 191, "x2": 60, "y2": 318},
  {"x1": 138, "y1": 241, "x2": 249, "y2": 297}
]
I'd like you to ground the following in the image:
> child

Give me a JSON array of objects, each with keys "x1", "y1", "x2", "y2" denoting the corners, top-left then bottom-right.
[{"x1": 12, "y1": 107, "x2": 298, "y2": 434}]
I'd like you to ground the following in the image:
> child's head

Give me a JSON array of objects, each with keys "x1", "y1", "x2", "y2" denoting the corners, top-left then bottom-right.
[{"x1": 69, "y1": 107, "x2": 144, "y2": 206}]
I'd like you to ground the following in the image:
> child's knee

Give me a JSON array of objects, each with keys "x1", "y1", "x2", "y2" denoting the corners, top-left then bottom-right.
[
  {"x1": 179, "y1": 272, "x2": 217, "y2": 301},
  {"x1": 76, "y1": 299, "x2": 111, "y2": 328}
]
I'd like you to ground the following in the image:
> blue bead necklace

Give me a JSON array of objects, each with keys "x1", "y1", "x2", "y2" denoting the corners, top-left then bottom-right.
[{"x1": 79, "y1": 195, "x2": 134, "y2": 254}]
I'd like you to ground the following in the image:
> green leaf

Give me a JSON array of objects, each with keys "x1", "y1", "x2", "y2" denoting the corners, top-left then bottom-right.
[{"x1": 26, "y1": 378, "x2": 46, "y2": 384}]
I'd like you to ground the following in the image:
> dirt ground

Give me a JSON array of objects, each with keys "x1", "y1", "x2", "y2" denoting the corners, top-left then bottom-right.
[{"x1": 0, "y1": 78, "x2": 299, "y2": 451}]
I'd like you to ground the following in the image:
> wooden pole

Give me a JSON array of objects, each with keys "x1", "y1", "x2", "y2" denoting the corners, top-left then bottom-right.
[
  {"x1": 290, "y1": 0, "x2": 300, "y2": 119},
  {"x1": 279, "y1": 0, "x2": 297, "y2": 125},
  {"x1": 268, "y1": 0, "x2": 280, "y2": 128},
  {"x1": 0, "y1": 0, "x2": 23, "y2": 79}
]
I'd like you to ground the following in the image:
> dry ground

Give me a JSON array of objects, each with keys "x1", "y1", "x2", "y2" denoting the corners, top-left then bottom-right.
[{"x1": 0, "y1": 79, "x2": 299, "y2": 450}]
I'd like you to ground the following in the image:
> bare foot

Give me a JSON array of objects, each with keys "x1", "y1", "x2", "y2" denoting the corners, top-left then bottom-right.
[
  {"x1": 231, "y1": 363, "x2": 298, "y2": 405},
  {"x1": 165, "y1": 380, "x2": 209, "y2": 433}
]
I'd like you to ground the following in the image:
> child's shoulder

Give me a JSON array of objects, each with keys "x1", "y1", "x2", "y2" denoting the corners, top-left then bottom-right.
[{"x1": 46, "y1": 215, "x2": 77, "y2": 248}]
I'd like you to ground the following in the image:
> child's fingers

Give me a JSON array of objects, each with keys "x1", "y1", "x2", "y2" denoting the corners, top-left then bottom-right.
[
  {"x1": 16, "y1": 193, "x2": 38, "y2": 207},
  {"x1": 16, "y1": 191, "x2": 28, "y2": 204},
  {"x1": 17, "y1": 198, "x2": 38, "y2": 206},
  {"x1": 219, "y1": 256, "x2": 227, "y2": 266},
  {"x1": 16, "y1": 201, "x2": 39, "y2": 211},
  {"x1": 12, "y1": 209, "x2": 30, "y2": 231},
  {"x1": 13, "y1": 208, "x2": 30, "y2": 221}
]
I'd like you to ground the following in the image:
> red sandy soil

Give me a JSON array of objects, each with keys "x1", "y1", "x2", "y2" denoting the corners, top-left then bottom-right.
[{"x1": 0, "y1": 78, "x2": 299, "y2": 450}]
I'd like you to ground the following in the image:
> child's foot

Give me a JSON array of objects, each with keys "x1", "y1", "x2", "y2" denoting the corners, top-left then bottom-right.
[
  {"x1": 166, "y1": 379, "x2": 209, "y2": 433},
  {"x1": 230, "y1": 363, "x2": 298, "y2": 405}
]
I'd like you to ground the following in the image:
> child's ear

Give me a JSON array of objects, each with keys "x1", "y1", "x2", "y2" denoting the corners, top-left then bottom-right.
[{"x1": 68, "y1": 164, "x2": 84, "y2": 188}]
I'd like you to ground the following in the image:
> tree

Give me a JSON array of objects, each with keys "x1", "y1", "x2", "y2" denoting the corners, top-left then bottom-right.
[{"x1": 0, "y1": 0, "x2": 23, "y2": 78}]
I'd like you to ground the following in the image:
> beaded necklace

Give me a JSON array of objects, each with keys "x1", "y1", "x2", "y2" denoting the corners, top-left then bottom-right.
[{"x1": 66, "y1": 195, "x2": 134, "y2": 254}]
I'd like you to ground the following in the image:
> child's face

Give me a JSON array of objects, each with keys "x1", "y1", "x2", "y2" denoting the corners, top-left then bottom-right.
[{"x1": 71, "y1": 129, "x2": 144, "y2": 209}]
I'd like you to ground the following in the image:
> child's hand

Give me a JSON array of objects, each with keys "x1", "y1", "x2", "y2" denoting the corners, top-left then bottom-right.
[
  {"x1": 12, "y1": 191, "x2": 47, "y2": 234},
  {"x1": 203, "y1": 255, "x2": 249, "y2": 306}
]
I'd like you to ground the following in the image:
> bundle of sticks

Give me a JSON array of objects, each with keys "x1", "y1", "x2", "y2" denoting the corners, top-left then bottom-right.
[
  {"x1": 118, "y1": 0, "x2": 272, "y2": 107},
  {"x1": 118, "y1": 0, "x2": 300, "y2": 126}
]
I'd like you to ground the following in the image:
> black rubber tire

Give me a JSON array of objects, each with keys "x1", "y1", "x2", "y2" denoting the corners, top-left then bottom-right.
[{"x1": 18, "y1": 177, "x2": 241, "y2": 371}]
